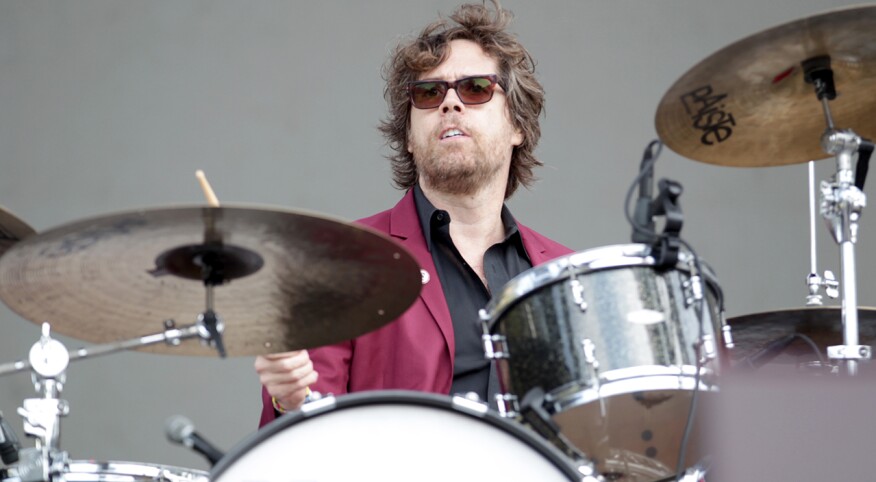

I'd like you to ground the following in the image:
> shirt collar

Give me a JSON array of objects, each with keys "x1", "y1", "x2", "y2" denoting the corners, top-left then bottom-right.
[{"x1": 412, "y1": 184, "x2": 522, "y2": 252}]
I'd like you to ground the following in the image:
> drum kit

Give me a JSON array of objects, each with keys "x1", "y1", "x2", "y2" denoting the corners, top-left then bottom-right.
[{"x1": 2, "y1": 4, "x2": 876, "y2": 481}]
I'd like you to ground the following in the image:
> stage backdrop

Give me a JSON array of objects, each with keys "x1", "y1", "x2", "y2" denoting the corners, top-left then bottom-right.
[{"x1": 0, "y1": 0, "x2": 869, "y2": 471}]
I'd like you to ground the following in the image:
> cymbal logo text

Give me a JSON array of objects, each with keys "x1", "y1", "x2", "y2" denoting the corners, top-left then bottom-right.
[{"x1": 680, "y1": 85, "x2": 736, "y2": 146}]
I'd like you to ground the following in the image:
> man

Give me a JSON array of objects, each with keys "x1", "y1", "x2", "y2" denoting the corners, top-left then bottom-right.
[{"x1": 256, "y1": 1, "x2": 572, "y2": 426}]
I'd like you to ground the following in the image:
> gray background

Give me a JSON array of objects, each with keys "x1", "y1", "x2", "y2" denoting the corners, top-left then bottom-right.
[{"x1": 0, "y1": 0, "x2": 869, "y2": 473}]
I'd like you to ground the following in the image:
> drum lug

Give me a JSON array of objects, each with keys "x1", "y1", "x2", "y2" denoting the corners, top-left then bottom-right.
[
  {"x1": 682, "y1": 275, "x2": 704, "y2": 307},
  {"x1": 494, "y1": 393, "x2": 519, "y2": 418},
  {"x1": 299, "y1": 395, "x2": 337, "y2": 416},
  {"x1": 568, "y1": 278, "x2": 588, "y2": 312},
  {"x1": 482, "y1": 334, "x2": 510, "y2": 360},
  {"x1": 581, "y1": 339, "x2": 601, "y2": 385},
  {"x1": 451, "y1": 395, "x2": 490, "y2": 417},
  {"x1": 722, "y1": 324, "x2": 735, "y2": 349},
  {"x1": 699, "y1": 334, "x2": 717, "y2": 362}
]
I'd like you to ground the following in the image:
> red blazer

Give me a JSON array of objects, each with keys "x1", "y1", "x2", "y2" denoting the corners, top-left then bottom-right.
[{"x1": 260, "y1": 190, "x2": 573, "y2": 426}]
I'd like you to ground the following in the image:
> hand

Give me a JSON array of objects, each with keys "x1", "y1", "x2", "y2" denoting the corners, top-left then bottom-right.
[{"x1": 254, "y1": 350, "x2": 318, "y2": 412}]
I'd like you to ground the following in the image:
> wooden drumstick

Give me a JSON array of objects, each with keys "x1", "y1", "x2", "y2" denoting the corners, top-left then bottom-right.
[{"x1": 195, "y1": 170, "x2": 221, "y2": 207}]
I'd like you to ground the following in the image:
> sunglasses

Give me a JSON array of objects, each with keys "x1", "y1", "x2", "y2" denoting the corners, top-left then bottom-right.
[{"x1": 407, "y1": 74, "x2": 503, "y2": 109}]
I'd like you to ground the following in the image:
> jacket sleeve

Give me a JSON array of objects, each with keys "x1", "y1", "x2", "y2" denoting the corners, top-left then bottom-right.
[{"x1": 258, "y1": 339, "x2": 354, "y2": 428}]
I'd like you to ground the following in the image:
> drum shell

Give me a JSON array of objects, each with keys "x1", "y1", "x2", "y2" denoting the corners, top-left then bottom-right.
[
  {"x1": 485, "y1": 244, "x2": 725, "y2": 477},
  {"x1": 492, "y1": 257, "x2": 723, "y2": 403}
]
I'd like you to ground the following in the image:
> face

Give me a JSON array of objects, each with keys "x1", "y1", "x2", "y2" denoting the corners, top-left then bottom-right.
[{"x1": 407, "y1": 39, "x2": 523, "y2": 197}]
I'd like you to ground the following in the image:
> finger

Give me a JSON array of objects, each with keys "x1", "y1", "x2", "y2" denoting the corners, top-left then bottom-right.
[
  {"x1": 267, "y1": 371, "x2": 319, "y2": 401},
  {"x1": 261, "y1": 350, "x2": 306, "y2": 361},
  {"x1": 258, "y1": 360, "x2": 315, "y2": 386},
  {"x1": 254, "y1": 352, "x2": 310, "y2": 374}
]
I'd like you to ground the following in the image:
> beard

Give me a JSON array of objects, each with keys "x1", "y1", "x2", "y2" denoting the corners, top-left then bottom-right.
[{"x1": 411, "y1": 129, "x2": 508, "y2": 197}]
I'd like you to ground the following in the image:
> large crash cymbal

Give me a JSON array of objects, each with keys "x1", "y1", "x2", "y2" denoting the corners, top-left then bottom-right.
[
  {"x1": 0, "y1": 205, "x2": 421, "y2": 356},
  {"x1": 656, "y1": 5, "x2": 876, "y2": 167},
  {"x1": 726, "y1": 307, "x2": 876, "y2": 363},
  {"x1": 0, "y1": 206, "x2": 36, "y2": 258}
]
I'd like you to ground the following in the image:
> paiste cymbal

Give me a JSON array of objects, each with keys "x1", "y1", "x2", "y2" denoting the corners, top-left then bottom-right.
[
  {"x1": 726, "y1": 307, "x2": 876, "y2": 362},
  {"x1": 0, "y1": 206, "x2": 36, "y2": 258},
  {"x1": 656, "y1": 5, "x2": 876, "y2": 167},
  {"x1": 0, "y1": 205, "x2": 421, "y2": 356}
]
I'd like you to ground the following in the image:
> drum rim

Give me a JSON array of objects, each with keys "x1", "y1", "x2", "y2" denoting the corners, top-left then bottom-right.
[
  {"x1": 483, "y1": 243, "x2": 718, "y2": 328},
  {"x1": 211, "y1": 390, "x2": 583, "y2": 480},
  {"x1": 61, "y1": 460, "x2": 209, "y2": 480}
]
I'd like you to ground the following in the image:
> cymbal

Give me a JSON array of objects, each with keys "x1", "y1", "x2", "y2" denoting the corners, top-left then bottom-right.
[
  {"x1": 0, "y1": 205, "x2": 421, "y2": 356},
  {"x1": 726, "y1": 307, "x2": 876, "y2": 363},
  {"x1": 656, "y1": 5, "x2": 876, "y2": 167},
  {"x1": 0, "y1": 206, "x2": 36, "y2": 258}
]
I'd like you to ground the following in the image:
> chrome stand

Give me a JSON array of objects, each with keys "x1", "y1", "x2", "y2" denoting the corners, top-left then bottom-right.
[
  {"x1": 820, "y1": 129, "x2": 871, "y2": 374},
  {"x1": 0, "y1": 313, "x2": 223, "y2": 481},
  {"x1": 806, "y1": 161, "x2": 838, "y2": 306},
  {"x1": 806, "y1": 58, "x2": 872, "y2": 374}
]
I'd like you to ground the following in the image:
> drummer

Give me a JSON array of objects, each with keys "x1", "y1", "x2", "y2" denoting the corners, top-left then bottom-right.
[{"x1": 255, "y1": 0, "x2": 572, "y2": 425}]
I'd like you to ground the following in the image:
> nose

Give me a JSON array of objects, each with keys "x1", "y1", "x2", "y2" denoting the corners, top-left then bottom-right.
[{"x1": 440, "y1": 87, "x2": 465, "y2": 113}]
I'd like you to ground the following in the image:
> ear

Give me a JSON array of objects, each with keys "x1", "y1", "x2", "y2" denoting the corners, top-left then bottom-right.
[{"x1": 511, "y1": 126, "x2": 524, "y2": 147}]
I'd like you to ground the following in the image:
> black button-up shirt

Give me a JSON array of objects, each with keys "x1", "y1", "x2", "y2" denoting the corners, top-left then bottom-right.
[{"x1": 413, "y1": 185, "x2": 532, "y2": 404}]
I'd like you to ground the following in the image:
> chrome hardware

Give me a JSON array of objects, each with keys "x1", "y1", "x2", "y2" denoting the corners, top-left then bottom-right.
[
  {"x1": 582, "y1": 339, "x2": 599, "y2": 370},
  {"x1": 482, "y1": 334, "x2": 510, "y2": 360},
  {"x1": 494, "y1": 393, "x2": 519, "y2": 418},
  {"x1": 568, "y1": 277, "x2": 588, "y2": 312},
  {"x1": 451, "y1": 395, "x2": 490, "y2": 417},
  {"x1": 700, "y1": 334, "x2": 717, "y2": 362},
  {"x1": 806, "y1": 270, "x2": 839, "y2": 305},
  {"x1": 683, "y1": 275, "x2": 704, "y2": 308},
  {"x1": 722, "y1": 324, "x2": 735, "y2": 349},
  {"x1": 827, "y1": 344, "x2": 872, "y2": 360},
  {"x1": 821, "y1": 178, "x2": 866, "y2": 245}
]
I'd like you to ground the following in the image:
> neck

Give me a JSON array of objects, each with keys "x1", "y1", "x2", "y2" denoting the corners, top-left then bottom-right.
[{"x1": 419, "y1": 178, "x2": 507, "y2": 248}]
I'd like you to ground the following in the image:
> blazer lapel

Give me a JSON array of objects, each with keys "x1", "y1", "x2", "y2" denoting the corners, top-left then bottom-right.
[
  {"x1": 387, "y1": 190, "x2": 455, "y2": 357},
  {"x1": 518, "y1": 222, "x2": 549, "y2": 265}
]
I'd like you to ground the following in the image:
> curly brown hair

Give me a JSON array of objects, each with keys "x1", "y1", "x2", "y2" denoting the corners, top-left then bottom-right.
[{"x1": 378, "y1": 1, "x2": 545, "y2": 199}]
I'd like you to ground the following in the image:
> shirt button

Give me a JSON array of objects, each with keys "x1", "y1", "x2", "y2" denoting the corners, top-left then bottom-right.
[{"x1": 436, "y1": 213, "x2": 446, "y2": 221}]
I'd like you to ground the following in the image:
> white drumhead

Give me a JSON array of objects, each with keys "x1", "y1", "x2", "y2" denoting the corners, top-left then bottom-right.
[{"x1": 214, "y1": 392, "x2": 580, "y2": 482}]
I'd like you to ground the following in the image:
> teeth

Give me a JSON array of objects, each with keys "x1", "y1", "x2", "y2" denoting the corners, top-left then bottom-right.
[{"x1": 442, "y1": 129, "x2": 463, "y2": 139}]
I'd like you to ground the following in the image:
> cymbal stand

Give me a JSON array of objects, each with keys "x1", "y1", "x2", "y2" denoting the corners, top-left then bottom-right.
[
  {"x1": 8, "y1": 323, "x2": 69, "y2": 482},
  {"x1": 806, "y1": 161, "x2": 839, "y2": 306},
  {"x1": 0, "y1": 317, "x2": 222, "y2": 481},
  {"x1": 804, "y1": 56, "x2": 872, "y2": 375}
]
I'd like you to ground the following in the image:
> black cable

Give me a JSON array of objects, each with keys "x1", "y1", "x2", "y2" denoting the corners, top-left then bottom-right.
[
  {"x1": 674, "y1": 239, "x2": 707, "y2": 482},
  {"x1": 741, "y1": 332, "x2": 826, "y2": 370},
  {"x1": 624, "y1": 140, "x2": 663, "y2": 241},
  {"x1": 623, "y1": 140, "x2": 718, "y2": 481},
  {"x1": 794, "y1": 333, "x2": 827, "y2": 366}
]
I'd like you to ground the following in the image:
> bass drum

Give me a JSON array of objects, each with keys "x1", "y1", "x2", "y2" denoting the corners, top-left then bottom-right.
[
  {"x1": 212, "y1": 391, "x2": 586, "y2": 482},
  {"x1": 483, "y1": 244, "x2": 725, "y2": 480}
]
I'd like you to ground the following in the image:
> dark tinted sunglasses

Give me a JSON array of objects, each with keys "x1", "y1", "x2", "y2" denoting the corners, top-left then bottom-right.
[{"x1": 408, "y1": 74, "x2": 502, "y2": 109}]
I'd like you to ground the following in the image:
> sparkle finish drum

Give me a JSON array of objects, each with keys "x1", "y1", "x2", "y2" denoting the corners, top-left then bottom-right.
[{"x1": 483, "y1": 244, "x2": 725, "y2": 480}]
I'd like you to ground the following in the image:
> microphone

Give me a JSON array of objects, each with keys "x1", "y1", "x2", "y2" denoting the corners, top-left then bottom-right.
[
  {"x1": 631, "y1": 141, "x2": 660, "y2": 243},
  {"x1": 165, "y1": 415, "x2": 224, "y2": 466}
]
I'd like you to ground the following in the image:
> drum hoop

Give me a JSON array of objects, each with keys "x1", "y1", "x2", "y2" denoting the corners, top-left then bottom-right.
[
  {"x1": 211, "y1": 390, "x2": 583, "y2": 480},
  {"x1": 63, "y1": 460, "x2": 208, "y2": 480},
  {"x1": 484, "y1": 243, "x2": 718, "y2": 328}
]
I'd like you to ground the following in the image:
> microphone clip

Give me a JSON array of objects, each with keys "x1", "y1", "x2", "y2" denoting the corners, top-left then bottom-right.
[{"x1": 650, "y1": 178, "x2": 684, "y2": 269}]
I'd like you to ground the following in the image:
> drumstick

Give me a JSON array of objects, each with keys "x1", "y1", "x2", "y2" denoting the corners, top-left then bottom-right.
[{"x1": 195, "y1": 170, "x2": 221, "y2": 207}]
